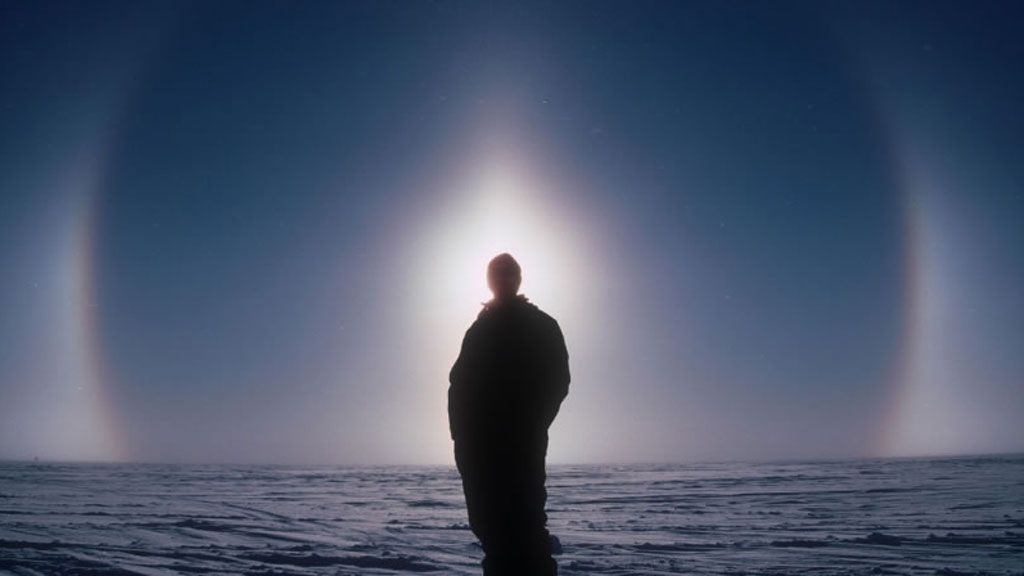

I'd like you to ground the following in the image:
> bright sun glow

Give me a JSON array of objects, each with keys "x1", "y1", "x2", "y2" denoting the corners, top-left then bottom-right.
[
  {"x1": 408, "y1": 156, "x2": 591, "y2": 463},
  {"x1": 448, "y1": 177, "x2": 563, "y2": 303},
  {"x1": 423, "y1": 160, "x2": 582, "y2": 336}
]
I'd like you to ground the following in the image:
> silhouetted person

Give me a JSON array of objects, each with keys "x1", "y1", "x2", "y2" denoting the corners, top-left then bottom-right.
[{"x1": 449, "y1": 253, "x2": 570, "y2": 576}]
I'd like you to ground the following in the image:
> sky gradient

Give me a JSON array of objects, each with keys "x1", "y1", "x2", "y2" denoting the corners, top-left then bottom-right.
[{"x1": 1, "y1": 1, "x2": 1022, "y2": 465}]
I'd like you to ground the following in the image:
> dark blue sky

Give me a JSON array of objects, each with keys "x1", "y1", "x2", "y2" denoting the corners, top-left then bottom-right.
[{"x1": 1, "y1": 1, "x2": 1021, "y2": 464}]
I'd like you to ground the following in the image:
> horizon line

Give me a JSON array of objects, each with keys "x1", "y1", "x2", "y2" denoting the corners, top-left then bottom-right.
[{"x1": 3, "y1": 450, "x2": 1021, "y2": 469}]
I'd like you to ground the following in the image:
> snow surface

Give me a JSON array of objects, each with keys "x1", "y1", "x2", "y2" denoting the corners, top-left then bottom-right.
[{"x1": 1, "y1": 456, "x2": 1022, "y2": 575}]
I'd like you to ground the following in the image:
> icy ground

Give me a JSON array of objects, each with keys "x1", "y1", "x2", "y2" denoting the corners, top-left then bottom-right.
[{"x1": 1, "y1": 456, "x2": 1022, "y2": 575}]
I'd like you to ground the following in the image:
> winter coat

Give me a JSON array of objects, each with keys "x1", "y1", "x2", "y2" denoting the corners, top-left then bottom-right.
[{"x1": 448, "y1": 296, "x2": 570, "y2": 447}]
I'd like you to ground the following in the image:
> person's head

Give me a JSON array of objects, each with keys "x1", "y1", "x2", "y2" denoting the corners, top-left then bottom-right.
[{"x1": 487, "y1": 253, "x2": 522, "y2": 301}]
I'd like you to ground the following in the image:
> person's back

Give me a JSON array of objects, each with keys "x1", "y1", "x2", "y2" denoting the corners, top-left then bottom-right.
[{"x1": 448, "y1": 253, "x2": 570, "y2": 576}]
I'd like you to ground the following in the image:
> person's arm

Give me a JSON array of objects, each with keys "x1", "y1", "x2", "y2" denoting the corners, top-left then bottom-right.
[
  {"x1": 540, "y1": 319, "x2": 570, "y2": 429},
  {"x1": 448, "y1": 325, "x2": 477, "y2": 440}
]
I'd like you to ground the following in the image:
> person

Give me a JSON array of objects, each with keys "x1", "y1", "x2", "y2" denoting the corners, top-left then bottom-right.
[{"x1": 449, "y1": 253, "x2": 571, "y2": 576}]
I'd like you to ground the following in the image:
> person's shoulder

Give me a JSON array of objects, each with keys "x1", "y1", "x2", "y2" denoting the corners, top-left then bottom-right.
[
  {"x1": 475, "y1": 305, "x2": 494, "y2": 322},
  {"x1": 467, "y1": 314, "x2": 487, "y2": 333},
  {"x1": 527, "y1": 302, "x2": 561, "y2": 330},
  {"x1": 530, "y1": 305, "x2": 555, "y2": 322},
  {"x1": 470, "y1": 304, "x2": 500, "y2": 331}
]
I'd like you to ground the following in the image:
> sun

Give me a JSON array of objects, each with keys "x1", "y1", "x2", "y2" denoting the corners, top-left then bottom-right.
[
  {"x1": 402, "y1": 153, "x2": 598, "y2": 463},
  {"x1": 433, "y1": 165, "x2": 572, "y2": 321},
  {"x1": 408, "y1": 158, "x2": 584, "y2": 371}
]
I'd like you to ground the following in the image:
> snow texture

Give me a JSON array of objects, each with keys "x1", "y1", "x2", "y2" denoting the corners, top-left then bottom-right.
[{"x1": 1, "y1": 456, "x2": 1022, "y2": 575}]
